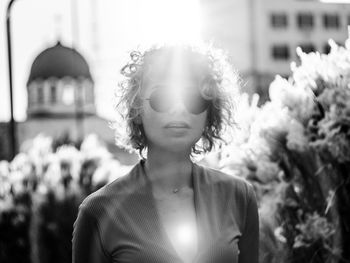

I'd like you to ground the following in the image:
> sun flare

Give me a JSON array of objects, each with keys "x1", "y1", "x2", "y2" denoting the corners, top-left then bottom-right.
[{"x1": 136, "y1": 0, "x2": 202, "y2": 45}]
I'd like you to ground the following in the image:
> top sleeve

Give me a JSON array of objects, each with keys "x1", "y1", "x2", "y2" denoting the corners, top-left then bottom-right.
[
  {"x1": 72, "y1": 205, "x2": 111, "y2": 263},
  {"x1": 238, "y1": 182, "x2": 259, "y2": 263}
]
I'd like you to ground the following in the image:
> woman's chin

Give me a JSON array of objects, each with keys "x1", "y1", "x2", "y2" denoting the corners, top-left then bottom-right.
[
  {"x1": 148, "y1": 134, "x2": 201, "y2": 153},
  {"x1": 159, "y1": 140, "x2": 194, "y2": 153}
]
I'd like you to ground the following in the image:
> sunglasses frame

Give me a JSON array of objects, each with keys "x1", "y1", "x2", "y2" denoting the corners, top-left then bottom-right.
[{"x1": 143, "y1": 85, "x2": 211, "y2": 115}]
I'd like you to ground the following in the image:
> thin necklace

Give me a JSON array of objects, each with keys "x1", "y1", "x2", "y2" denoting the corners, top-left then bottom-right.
[
  {"x1": 142, "y1": 159, "x2": 193, "y2": 194},
  {"x1": 171, "y1": 165, "x2": 194, "y2": 194}
]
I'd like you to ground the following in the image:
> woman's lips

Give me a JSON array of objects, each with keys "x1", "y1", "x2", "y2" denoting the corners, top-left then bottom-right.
[{"x1": 164, "y1": 121, "x2": 190, "y2": 129}]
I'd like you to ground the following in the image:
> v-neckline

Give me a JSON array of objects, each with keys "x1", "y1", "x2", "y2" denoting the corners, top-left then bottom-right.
[{"x1": 139, "y1": 159, "x2": 204, "y2": 263}]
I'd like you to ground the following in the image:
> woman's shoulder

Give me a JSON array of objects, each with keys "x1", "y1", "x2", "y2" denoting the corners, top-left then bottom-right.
[
  {"x1": 196, "y1": 163, "x2": 255, "y2": 201},
  {"x1": 197, "y1": 162, "x2": 253, "y2": 187},
  {"x1": 78, "y1": 163, "x2": 140, "y2": 214}
]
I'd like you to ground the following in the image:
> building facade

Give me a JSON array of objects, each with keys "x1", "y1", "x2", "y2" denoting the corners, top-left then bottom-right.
[
  {"x1": 0, "y1": 41, "x2": 138, "y2": 164},
  {"x1": 200, "y1": 0, "x2": 350, "y2": 103}
]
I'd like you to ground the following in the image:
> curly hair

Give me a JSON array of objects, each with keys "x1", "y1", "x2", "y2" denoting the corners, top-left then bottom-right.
[{"x1": 111, "y1": 42, "x2": 243, "y2": 160}]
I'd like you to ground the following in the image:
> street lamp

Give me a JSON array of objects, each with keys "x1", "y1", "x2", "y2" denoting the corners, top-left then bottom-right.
[
  {"x1": 6, "y1": 0, "x2": 19, "y2": 160},
  {"x1": 5, "y1": 0, "x2": 82, "y2": 158}
]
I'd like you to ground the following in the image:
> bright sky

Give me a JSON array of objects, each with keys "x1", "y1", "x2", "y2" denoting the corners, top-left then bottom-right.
[{"x1": 0, "y1": 0, "x2": 202, "y2": 122}]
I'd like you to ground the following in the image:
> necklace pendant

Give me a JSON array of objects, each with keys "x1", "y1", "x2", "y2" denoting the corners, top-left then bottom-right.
[{"x1": 173, "y1": 188, "x2": 179, "y2": 193}]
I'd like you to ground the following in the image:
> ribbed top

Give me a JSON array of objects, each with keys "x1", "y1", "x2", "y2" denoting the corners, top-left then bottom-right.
[{"x1": 72, "y1": 159, "x2": 259, "y2": 263}]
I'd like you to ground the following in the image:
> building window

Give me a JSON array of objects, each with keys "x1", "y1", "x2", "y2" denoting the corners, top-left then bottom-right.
[
  {"x1": 271, "y1": 13, "x2": 288, "y2": 28},
  {"x1": 299, "y1": 43, "x2": 316, "y2": 53},
  {"x1": 28, "y1": 83, "x2": 36, "y2": 106},
  {"x1": 297, "y1": 13, "x2": 314, "y2": 29},
  {"x1": 37, "y1": 85, "x2": 44, "y2": 104},
  {"x1": 323, "y1": 43, "x2": 331, "y2": 54},
  {"x1": 280, "y1": 74, "x2": 290, "y2": 80},
  {"x1": 86, "y1": 86, "x2": 93, "y2": 103},
  {"x1": 50, "y1": 85, "x2": 57, "y2": 103},
  {"x1": 62, "y1": 84, "x2": 75, "y2": 105},
  {"x1": 272, "y1": 45, "x2": 290, "y2": 60},
  {"x1": 323, "y1": 41, "x2": 343, "y2": 54},
  {"x1": 75, "y1": 85, "x2": 84, "y2": 105},
  {"x1": 323, "y1": 14, "x2": 340, "y2": 29}
]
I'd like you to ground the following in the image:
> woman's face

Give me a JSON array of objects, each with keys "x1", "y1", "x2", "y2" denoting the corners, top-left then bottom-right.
[{"x1": 139, "y1": 57, "x2": 208, "y2": 153}]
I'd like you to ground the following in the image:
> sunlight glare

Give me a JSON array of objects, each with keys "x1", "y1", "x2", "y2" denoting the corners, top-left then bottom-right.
[
  {"x1": 176, "y1": 223, "x2": 196, "y2": 245},
  {"x1": 170, "y1": 222, "x2": 198, "y2": 263},
  {"x1": 136, "y1": 0, "x2": 202, "y2": 45}
]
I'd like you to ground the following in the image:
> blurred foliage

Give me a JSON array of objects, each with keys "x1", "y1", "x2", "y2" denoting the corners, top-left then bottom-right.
[
  {"x1": 204, "y1": 38, "x2": 350, "y2": 263},
  {"x1": 0, "y1": 134, "x2": 132, "y2": 263},
  {"x1": 2, "y1": 38, "x2": 350, "y2": 263}
]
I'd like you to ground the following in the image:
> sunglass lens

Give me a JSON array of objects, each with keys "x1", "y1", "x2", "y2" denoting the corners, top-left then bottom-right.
[
  {"x1": 185, "y1": 93, "x2": 210, "y2": 114},
  {"x1": 149, "y1": 89, "x2": 171, "y2": 112}
]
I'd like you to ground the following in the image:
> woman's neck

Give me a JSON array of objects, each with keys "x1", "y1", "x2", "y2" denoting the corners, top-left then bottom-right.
[{"x1": 144, "y1": 145, "x2": 193, "y2": 193}]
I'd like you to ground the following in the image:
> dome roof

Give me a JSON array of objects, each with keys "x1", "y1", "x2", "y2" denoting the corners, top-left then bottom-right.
[{"x1": 27, "y1": 41, "x2": 93, "y2": 84}]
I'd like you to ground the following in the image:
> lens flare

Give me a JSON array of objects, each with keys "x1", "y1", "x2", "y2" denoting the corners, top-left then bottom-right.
[
  {"x1": 136, "y1": 0, "x2": 202, "y2": 45},
  {"x1": 170, "y1": 222, "x2": 198, "y2": 263}
]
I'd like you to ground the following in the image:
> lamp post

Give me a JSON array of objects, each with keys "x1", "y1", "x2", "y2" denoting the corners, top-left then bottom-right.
[
  {"x1": 6, "y1": 0, "x2": 84, "y2": 156},
  {"x1": 6, "y1": 0, "x2": 19, "y2": 160}
]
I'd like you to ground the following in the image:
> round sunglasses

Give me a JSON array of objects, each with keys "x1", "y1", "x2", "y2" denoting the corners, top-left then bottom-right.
[{"x1": 144, "y1": 85, "x2": 211, "y2": 114}]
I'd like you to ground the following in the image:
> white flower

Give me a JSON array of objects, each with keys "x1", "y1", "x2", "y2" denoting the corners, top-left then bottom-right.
[
  {"x1": 251, "y1": 102, "x2": 292, "y2": 140},
  {"x1": 80, "y1": 134, "x2": 107, "y2": 153},
  {"x1": 286, "y1": 119, "x2": 309, "y2": 152},
  {"x1": 10, "y1": 170, "x2": 26, "y2": 194},
  {"x1": 0, "y1": 196, "x2": 14, "y2": 213},
  {"x1": 10, "y1": 152, "x2": 30, "y2": 172},
  {"x1": 274, "y1": 226, "x2": 287, "y2": 243},
  {"x1": 0, "y1": 160, "x2": 10, "y2": 178},
  {"x1": 56, "y1": 145, "x2": 82, "y2": 182},
  {"x1": 92, "y1": 159, "x2": 131, "y2": 186},
  {"x1": 269, "y1": 75, "x2": 315, "y2": 124},
  {"x1": 42, "y1": 155, "x2": 61, "y2": 187},
  {"x1": 256, "y1": 159, "x2": 280, "y2": 184}
]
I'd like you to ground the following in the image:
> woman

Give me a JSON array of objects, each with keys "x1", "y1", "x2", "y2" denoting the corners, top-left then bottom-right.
[{"x1": 72, "y1": 43, "x2": 259, "y2": 263}]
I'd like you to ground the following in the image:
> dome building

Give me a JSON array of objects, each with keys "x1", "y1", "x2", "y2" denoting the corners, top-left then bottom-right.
[
  {"x1": 6, "y1": 41, "x2": 138, "y2": 164},
  {"x1": 26, "y1": 41, "x2": 96, "y2": 118}
]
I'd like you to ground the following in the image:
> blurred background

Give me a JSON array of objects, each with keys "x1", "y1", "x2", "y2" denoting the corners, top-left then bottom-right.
[
  {"x1": 1, "y1": 0, "x2": 350, "y2": 161},
  {"x1": 1, "y1": 0, "x2": 350, "y2": 263}
]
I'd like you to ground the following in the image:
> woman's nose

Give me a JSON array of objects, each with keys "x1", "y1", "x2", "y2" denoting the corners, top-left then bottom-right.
[{"x1": 168, "y1": 92, "x2": 187, "y2": 114}]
